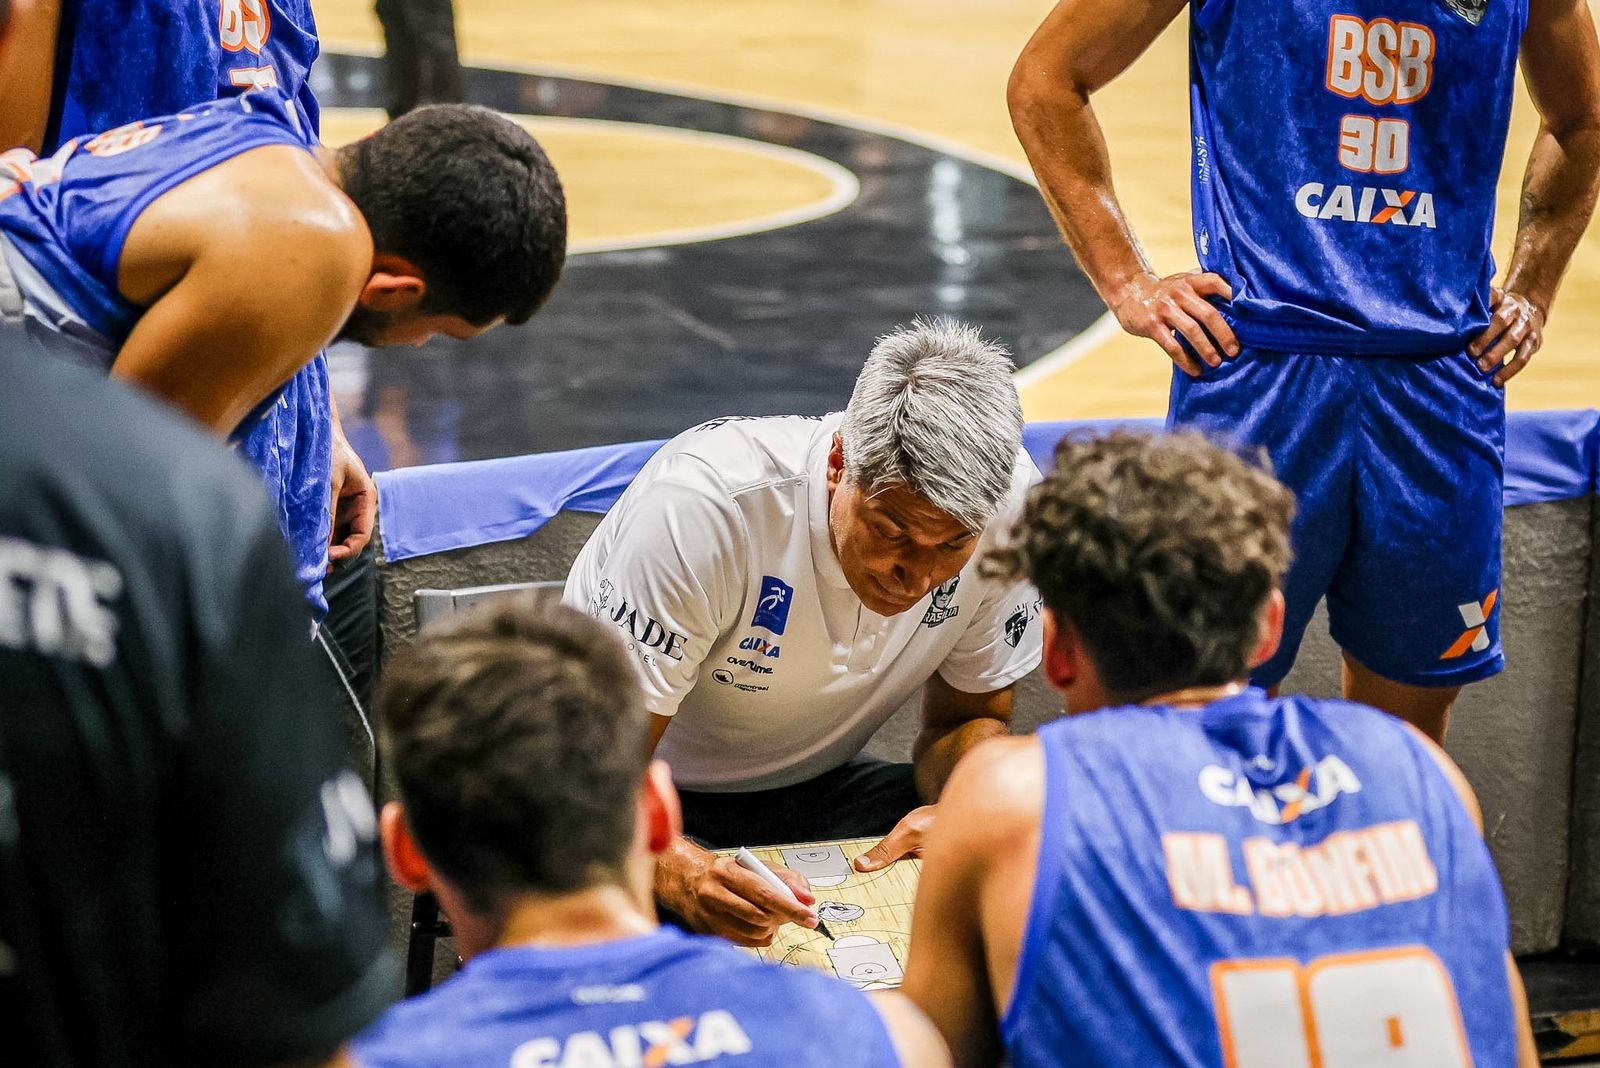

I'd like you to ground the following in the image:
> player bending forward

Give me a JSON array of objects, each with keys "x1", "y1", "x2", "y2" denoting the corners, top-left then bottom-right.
[
  {"x1": 902, "y1": 431, "x2": 1536, "y2": 1067},
  {"x1": 353, "y1": 599, "x2": 949, "y2": 1068}
]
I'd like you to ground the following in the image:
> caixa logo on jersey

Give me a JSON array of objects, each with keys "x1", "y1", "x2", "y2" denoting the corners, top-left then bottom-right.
[
  {"x1": 922, "y1": 577, "x2": 961, "y2": 628},
  {"x1": 511, "y1": 1009, "x2": 752, "y2": 1067},
  {"x1": 590, "y1": 579, "x2": 687, "y2": 661},
  {"x1": 1198, "y1": 754, "x2": 1363, "y2": 825},
  {"x1": 1295, "y1": 183, "x2": 1436, "y2": 229}
]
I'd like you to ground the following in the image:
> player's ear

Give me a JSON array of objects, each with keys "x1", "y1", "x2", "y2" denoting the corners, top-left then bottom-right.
[
  {"x1": 381, "y1": 801, "x2": 433, "y2": 894},
  {"x1": 1041, "y1": 607, "x2": 1078, "y2": 692},
  {"x1": 1248, "y1": 589, "x2": 1286, "y2": 670},
  {"x1": 359, "y1": 253, "x2": 428, "y2": 313},
  {"x1": 641, "y1": 760, "x2": 681, "y2": 854},
  {"x1": 826, "y1": 433, "x2": 846, "y2": 491}
]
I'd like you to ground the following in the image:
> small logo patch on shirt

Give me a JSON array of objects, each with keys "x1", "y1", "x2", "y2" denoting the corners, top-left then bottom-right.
[
  {"x1": 751, "y1": 576, "x2": 793, "y2": 634},
  {"x1": 922, "y1": 577, "x2": 961, "y2": 628}
]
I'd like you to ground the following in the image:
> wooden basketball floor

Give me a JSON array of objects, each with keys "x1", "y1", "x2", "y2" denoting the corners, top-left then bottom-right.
[{"x1": 310, "y1": 0, "x2": 1600, "y2": 469}]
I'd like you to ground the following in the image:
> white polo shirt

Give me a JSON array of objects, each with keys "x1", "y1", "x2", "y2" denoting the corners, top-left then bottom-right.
[{"x1": 563, "y1": 413, "x2": 1043, "y2": 792}]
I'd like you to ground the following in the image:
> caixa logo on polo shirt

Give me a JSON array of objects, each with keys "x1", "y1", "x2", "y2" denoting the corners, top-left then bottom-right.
[{"x1": 590, "y1": 578, "x2": 687, "y2": 661}]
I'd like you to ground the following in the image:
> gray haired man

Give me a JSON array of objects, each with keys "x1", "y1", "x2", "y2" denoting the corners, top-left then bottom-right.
[{"x1": 564, "y1": 318, "x2": 1043, "y2": 947}]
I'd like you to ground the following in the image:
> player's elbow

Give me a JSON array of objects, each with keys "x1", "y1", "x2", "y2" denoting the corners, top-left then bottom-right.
[{"x1": 1007, "y1": 49, "x2": 1088, "y2": 130}]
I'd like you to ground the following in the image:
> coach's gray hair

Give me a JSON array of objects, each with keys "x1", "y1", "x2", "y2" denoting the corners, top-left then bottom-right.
[{"x1": 840, "y1": 317, "x2": 1023, "y2": 532}]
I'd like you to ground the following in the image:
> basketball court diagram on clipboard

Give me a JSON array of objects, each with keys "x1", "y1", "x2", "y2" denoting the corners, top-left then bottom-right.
[{"x1": 717, "y1": 837, "x2": 922, "y2": 989}]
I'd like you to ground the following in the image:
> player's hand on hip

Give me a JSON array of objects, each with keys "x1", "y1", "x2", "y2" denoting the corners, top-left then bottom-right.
[
  {"x1": 1470, "y1": 286, "x2": 1546, "y2": 388},
  {"x1": 689, "y1": 855, "x2": 817, "y2": 947},
  {"x1": 855, "y1": 804, "x2": 937, "y2": 872},
  {"x1": 327, "y1": 425, "x2": 377, "y2": 567},
  {"x1": 1111, "y1": 270, "x2": 1239, "y2": 376}
]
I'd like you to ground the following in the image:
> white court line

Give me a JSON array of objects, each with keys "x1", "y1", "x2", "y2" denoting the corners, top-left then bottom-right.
[
  {"x1": 1011, "y1": 312, "x2": 1122, "y2": 389},
  {"x1": 317, "y1": 45, "x2": 1120, "y2": 373},
  {"x1": 526, "y1": 117, "x2": 860, "y2": 256}
]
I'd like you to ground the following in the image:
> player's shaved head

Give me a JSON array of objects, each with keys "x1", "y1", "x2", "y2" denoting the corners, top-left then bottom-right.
[
  {"x1": 990, "y1": 430, "x2": 1294, "y2": 701},
  {"x1": 376, "y1": 599, "x2": 651, "y2": 912}
]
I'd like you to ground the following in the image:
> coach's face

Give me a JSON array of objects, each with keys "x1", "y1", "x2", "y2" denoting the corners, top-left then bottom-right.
[{"x1": 826, "y1": 434, "x2": 978, "y2": 617}]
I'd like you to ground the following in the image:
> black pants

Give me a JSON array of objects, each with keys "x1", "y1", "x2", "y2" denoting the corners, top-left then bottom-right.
[
  {"x1": 375, "y1": 0, "x2": 465, "y2": 119},
  {"x1": 677, "y1": 755, "x2": 922, "y2": 849},
  {"x1": 319, "y1": 542, "x2": 382, "y2": 792}
]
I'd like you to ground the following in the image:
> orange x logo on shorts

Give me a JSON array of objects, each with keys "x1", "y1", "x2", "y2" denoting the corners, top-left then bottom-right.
[{"x1": 1441, "y1": 589, "x2": 1498, "y2": 660}]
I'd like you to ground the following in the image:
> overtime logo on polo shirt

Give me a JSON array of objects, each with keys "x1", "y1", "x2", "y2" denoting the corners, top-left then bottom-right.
[{"x1": 751, "y1": 576, "x2": 793, "y2": 634}]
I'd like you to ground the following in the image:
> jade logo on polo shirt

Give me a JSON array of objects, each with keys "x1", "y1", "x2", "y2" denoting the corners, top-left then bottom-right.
[{"x1": 591, "y1": 578, "x2": 688, "y2": 661}]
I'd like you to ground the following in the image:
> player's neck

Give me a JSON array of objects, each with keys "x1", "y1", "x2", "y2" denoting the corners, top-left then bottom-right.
[
  {"x1": 1138, "y1": 680, "x2": 1249, "y2": 710},
  {"x1": 479, "y1": 885, "x2": 658, "y2": 959}
]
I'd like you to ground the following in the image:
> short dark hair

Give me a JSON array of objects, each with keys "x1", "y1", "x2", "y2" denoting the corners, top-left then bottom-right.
[
  {"x1": 988, "y1": 430, "x2": 1295, "y2": 700},
  {"x1": 337, "y1": 104, "x2": 567, "y2": 327},
  {"x1": 0, "y1": 0, "x2": 11, "y2": 36},
  {"x1": 375, "y1": 598, "x2": 650, "y2": 912}
]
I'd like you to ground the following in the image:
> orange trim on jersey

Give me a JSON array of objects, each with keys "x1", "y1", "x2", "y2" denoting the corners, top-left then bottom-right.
[
  {"x1": 1325, "y1": 14, "x2": 1368, "y2": 99},
  {"x1": 1324, "y1": 15, "x2": 1435, "y2": 106},
  {"x1": 1301, "y1": 946, "x2": 1472, "y2": 1062},
  {"x1": 643, "y1": 1017, "x2": 696, "y2": 1068},
  {"x1": 1210, "y1": 958, "x2": 1305, "y2": 1068},
  {"x1": 1370, "y1": 190, "x2": 1415, "y2": 225},
  {"x1": 1278, "y1": 767, "x2": 1316, "y2": 824}
]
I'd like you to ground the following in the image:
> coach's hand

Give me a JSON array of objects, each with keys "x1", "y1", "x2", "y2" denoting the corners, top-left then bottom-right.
[
  {"x1": 328, "y1": 423, "x2": 376, "y2": 567},
  {"x1": 1471, "y1": 286, "x2": 1547, "y2": 388},
  {"x1": 1111, "y1": 269, "x2": 1240, "y2": 377},
  {"x1": 854, "y1": 804, "x2": 937, "y2": 872},
  {"x1": 671, "y1": 846, "x2": 819, "y2": 947}
]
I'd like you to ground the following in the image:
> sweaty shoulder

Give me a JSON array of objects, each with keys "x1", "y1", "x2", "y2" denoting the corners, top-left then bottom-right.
[{"x1": 120, "y1": 144, "x2": 370, "y2": 308}]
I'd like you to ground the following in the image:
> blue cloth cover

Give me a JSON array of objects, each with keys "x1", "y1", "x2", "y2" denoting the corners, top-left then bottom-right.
[{"x1": 378, "y1": 411, "x2": 1600, "y2": 563}]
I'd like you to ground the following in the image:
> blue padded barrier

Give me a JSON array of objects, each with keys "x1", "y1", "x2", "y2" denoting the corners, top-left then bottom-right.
[{"x1": 377, "y1": 411, "x2": 1600, "y2": 563}]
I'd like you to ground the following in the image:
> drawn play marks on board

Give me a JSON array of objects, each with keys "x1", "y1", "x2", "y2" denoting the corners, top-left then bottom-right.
[
  {"x1": 780, "y1": 845, "x2": 853, "y2": 888},
  {"x1": 717, "y1": 837, "x2": 921, "y2": 989}
]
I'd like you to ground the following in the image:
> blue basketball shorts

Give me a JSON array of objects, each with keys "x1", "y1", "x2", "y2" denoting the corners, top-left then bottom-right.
[{"x1": 1168, "y1": 348, "x2": 1504, "y2": 689}]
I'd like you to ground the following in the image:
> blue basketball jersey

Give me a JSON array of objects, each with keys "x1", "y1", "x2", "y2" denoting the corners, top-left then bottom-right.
[
  {"x1": 51, "y1": 0, "x2": 321, "y2": 148},
  {"x1": 0, "y1": 90, "x2": 312, "y2": 350},
  {"x1": 1190, "y1": 0, "x2": 1526, "y2": 354},
  {"x1": 352, "y1": 928, "x2": 903, "y2": 1068},
  {"x1": 1002, "y1": 689, "x2": 1516, "y2": 1067}
]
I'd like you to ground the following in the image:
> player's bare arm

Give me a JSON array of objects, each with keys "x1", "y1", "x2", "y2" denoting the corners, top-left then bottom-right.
[
  {"x1": 0, "y1": 0, "x2": 56, "y2": 153},
  {"x1": 855, "y1": 674, "x2": 1012, "y2": 872},
  {"x1": 902, "y1": 736, "x2": 1042, "y2": 1068},
  {"x1": 1403, "y1": 722, "x2": 1541, "y2": 1062},
  {"x1": 327, "y1": 393, "x2": 377, "y2": 565},
  {"x1": 867, "y1": 991, "x2": 955, "y2": 1068},
  {"x1": 1471, "y1": 0, "x2": 1600, "y2": 387},
  {"x1": 1009, "y1": 0, "x2": 1238, "y2": 374},
  {"x1": 112, "y1": 145, "x2": 372, "y2": 434}
]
